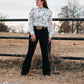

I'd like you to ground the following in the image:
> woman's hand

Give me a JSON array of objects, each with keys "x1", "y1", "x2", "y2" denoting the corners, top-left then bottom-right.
[
  {"x1": 30, "y1": 34, "x2": 36, "y2": 42},
  {"x1": 48, "y1": 37, "x2": 51, "y2": 43}
]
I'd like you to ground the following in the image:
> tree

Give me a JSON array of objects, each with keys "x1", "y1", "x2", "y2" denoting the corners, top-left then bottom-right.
[
  {"x1": 58, "y1": 0, "x2": 84, "y2": 33},
  {"x1": 58, "y1": 6, "x2": 71, "y2": 33},
  {"x1": 0, "y1": 23, "x2": 9, "y2": 32},
  {"x1": 0, "y1": 13, "x2": 9, "y2": 32}
]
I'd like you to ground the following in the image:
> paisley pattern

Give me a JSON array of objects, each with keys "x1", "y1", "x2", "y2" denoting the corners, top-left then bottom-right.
[{"x1": 28, "y1": 6, "x2": 54, "y2": 37}]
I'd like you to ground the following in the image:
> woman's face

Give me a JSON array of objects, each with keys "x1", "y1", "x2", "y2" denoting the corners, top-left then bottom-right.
[{"x1": 36, "y1": 0, "x2": 44, "y2": 7}]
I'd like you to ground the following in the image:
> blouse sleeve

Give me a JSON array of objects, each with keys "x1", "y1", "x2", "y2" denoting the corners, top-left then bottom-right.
[
  {"x1": 48, "y1": 11, "x2": 54, "y2": 38},
  {"x1": 28, "y1": 8, "x2": 35, "y2": 35}
]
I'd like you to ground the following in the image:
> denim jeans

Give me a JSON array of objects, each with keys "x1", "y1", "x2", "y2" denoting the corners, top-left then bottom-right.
[{"x1": 21, "y1": 26, "x2": 51, "y2": 75}]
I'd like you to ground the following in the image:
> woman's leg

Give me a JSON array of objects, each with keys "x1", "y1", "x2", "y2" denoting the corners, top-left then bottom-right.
[
  {"x1": 21, "y1": 34, "x2": 38, "y2": 75},
  {"x1": 39, "y1": 28, "x2": 51, "y2": 76}
]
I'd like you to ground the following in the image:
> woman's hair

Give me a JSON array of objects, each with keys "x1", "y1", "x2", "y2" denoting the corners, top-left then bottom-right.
[{"x1": 41, "y1": 0, "x2": 49, "y2": 9}]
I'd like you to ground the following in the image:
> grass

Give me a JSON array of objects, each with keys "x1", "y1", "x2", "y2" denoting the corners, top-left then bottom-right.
[{"x1": 0, "y1": 54, "x2": 84, "y2": 72}]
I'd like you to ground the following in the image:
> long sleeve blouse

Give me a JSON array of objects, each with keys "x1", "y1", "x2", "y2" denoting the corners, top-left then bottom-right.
[{"x1": 28, "y1": 6, "x2": 54, "y2": 37}]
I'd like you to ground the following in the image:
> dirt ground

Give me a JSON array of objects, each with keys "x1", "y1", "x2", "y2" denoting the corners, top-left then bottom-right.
[
  {"x1": 0, "y1": 69, "x2": 84, "y2": 84},
  {"x1": 0, "y1": 56, "x2": 84, "y2": 84},
  {"x1": 0, "y1": 32, "x2": 84, "y2": 84}
]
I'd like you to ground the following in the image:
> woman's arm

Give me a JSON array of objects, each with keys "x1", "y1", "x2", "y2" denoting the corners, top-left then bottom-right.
[
  {"x1": 28, "y1": 8, "x2": 35, "y2": 35},
  {"x1": 28, "y1": 8, "x2": 36, "y2": 42},
  {"x1": 48, "y1": 10, "x2": 54, "y2": 38}
]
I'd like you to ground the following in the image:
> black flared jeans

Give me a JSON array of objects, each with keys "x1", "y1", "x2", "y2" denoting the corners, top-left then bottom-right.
[{"x1": 21, "y1": 26, "x2": 51, "y2": 75}]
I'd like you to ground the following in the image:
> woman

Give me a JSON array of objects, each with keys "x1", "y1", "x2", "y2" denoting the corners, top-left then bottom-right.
[{"x1": 21, "y1": 0, "x2": 53, "y2": 76}]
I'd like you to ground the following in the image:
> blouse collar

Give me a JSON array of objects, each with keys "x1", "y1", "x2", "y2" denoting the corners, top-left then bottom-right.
[{"x1": 38, "y1": 6, "x2": 45, "y2": 10}]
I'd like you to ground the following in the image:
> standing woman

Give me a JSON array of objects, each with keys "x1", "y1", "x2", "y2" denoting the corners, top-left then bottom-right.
[{"x1": 21, "y1": 0, "x2": 53, "y2": 76}]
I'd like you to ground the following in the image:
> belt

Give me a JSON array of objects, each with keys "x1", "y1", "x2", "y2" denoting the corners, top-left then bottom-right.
[{"x1": 34, "y1": 26, "x2": 47, "y2": 30}]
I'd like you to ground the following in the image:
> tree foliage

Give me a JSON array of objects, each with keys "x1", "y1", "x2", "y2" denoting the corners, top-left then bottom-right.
[
  {"x1": 58, "y1": 0, "x2": 84, "y2": 33},
  {"x1": 0, "y1": 13, "x2": 9, "y2": 32}
]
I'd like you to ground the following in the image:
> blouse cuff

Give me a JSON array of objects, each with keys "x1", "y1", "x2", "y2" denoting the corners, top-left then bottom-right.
[
  {"x1": 30, "y1": 30, "x2": 35, "y2": 35},
  {"x1": 49, "y1": 33, "x2": 52, "y2": 38}
]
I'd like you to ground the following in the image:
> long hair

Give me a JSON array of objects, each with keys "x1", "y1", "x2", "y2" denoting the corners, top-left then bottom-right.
[{"x1": 41, "y1": 0, "x2": 49, "y2": 9}]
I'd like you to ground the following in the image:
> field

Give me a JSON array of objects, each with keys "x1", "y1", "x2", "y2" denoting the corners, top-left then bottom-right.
[{"x1": 0, "y1": 32, "x2": 84, "y2": 84}]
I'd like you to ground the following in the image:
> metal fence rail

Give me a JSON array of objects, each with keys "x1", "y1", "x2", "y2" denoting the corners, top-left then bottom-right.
[
  {"x1": 0, "y1": 53, "x2": 84, "y2": 60},
  {"x1": 0, "y1": 18, "x2": 84, "y2": 60},
  {"x1": 0, "y1": 18, "x2": 84, "y2": 21},
  {"x1": 0, "y1": 36, "x2": 84, "y2": 40}
]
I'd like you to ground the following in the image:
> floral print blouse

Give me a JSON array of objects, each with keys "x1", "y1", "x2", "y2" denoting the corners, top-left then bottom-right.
[{"x1": 28, "y1": 6, "x2": 54, "y2": 37}]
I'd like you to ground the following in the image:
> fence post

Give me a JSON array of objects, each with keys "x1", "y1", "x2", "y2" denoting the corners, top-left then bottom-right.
[
  {"x1": 72, "y1": 21, "x2": 74, "y2": 33},
  {"x1": 77, "y1": 21, "x2": 79, "y2": 34}
]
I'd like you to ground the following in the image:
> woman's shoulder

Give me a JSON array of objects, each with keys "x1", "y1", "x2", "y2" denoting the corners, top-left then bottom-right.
[
  {"x1": 30, "y1": 7, "x2": 37, "y2": 11},
  {"x1": 44, "y1": 8, "x2": 53, "y2": 13},
  {"x1": 48, "y1": 9, "x2": 53, "y2": 14}
]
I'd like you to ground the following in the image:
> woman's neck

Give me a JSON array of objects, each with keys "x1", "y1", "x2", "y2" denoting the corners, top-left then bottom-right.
[{"x1": 38, "y1": 5, "x2": 43, "y2": 9}]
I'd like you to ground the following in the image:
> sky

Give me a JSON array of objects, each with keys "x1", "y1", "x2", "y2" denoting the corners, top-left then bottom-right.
[{"x1": 0, "y1": 0, "x2": 84, "y2": 32}]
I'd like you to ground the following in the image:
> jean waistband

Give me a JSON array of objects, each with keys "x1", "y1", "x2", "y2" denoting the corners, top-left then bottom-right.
[{"x1": 34, "y1": 26, "x2": 47, "y2": 30}]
